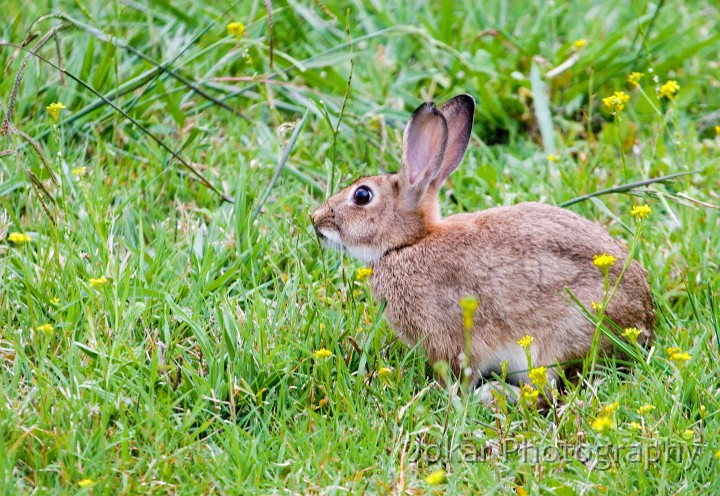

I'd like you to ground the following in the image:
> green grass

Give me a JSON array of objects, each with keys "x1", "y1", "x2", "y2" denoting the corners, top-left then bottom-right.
[{"x1": 1, "y1": 0, "x2": 719, "y2": 493}]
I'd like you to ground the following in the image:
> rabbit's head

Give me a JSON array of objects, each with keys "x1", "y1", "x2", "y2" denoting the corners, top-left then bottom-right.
[{"x1": 311, "y1": 95, "x2": 475, "y2": 263}]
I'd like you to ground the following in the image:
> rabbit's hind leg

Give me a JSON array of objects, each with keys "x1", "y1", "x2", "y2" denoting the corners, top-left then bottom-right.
[{"x1": 473, "y1": 381, "x2": 521, "y2": 404}]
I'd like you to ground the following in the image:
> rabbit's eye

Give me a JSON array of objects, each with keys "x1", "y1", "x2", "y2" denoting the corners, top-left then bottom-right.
[{"x1": 353, "y1": 186, "x2": 373, "y2": 206}]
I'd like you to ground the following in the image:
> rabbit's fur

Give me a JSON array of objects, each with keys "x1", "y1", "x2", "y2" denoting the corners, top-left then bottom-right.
[{"x1": 311, "y1": 95, "x2": 654, "y2": 398}]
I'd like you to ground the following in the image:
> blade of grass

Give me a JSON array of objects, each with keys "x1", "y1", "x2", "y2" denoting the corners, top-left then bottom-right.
[
  {"x1": 252, "y1": 108, "x2": 309, "y2": 222},
  {"x1": 558, "y1": 171, "x2": 697, "y2": 207}
]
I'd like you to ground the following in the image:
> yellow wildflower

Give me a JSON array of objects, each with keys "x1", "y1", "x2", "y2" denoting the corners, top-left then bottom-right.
[
  {"x1": 72, "y1": 166, "x2": 87, "y2": 177},
  {"x1": 602, "y1": 401, "x2": 619, "y2": 415},
  {"x1": 424, "y1": 469, "x2": 446, "y2": 485},
  {"x1": 356, "y1": 267, "x2": 373, "y2": 281},
  {"x1": 627, "y1": 422, "x2": 642, "y2": 430},
  {"x1": 459, "y1": 296, "x2": 479, "y2": 330},
  {"x1": 637, "y1": 404, "x2": 656, "y2": 415},
  {"x1": 37, "y1": 323, "x2": 54, "y2": 334},
  {"x1": 516, "y1": 488, "x2": 529, "y2": 496},
  {"x1": 547, "y1": 154, "x2": 559, "y2": 162},
  {"x1": 77, "y1": 479, "x2": 94, "y2": 488},
  {"x1": 227, "y1": 21, "x2": 245, "y2": 39},
  {"x1": 602, "y1": 91, "x2": 631, "y2": 113},
  {"x1": 517, "y1": 335, "x2": 534, "y2": 349},
  {"x1": 669, "y1": 350, "x2": 691, "y2": 366},
  {"x1": 314, "y1": 348, "x2": 333, "y2": 359},
  {"x1": 715, "y1": 125, "x2": 720, "y2": 135},
  {"x1": 88, "y1": 276, "x2": 108, "y2": 288},
  {"x1": 591, "y1": 301, "x2": 603, "y2": 312},
  {"x1": 666, "y1": 346, "x2": 691, "y2": 365},
  {"x1": 631, "y1": 204, "x2": 651, "y2": 219},
  {"x1": 521, "y1": 384, "x2": 539, "y2": 403},
  {"x1": 378, "y1": 367, "x2": 392, "y2": 377},
  {"x1": 627, "y1": 72, "x2": 644, "y2": 87},
  {"x1": 317, "y1": 396, "x2": 328, "y2": 408},
  {"x1": 529, "y1": 367, "x2": 547, "y2": 388},
  {"x1": 593, "y1": 253, "x2": 617, "y2": 272},
  {"x1": 52, "y1": 297, "x2": 60, "y2": 304},
  {"x1": 622, "y1": 327, "x2": 643, "y2": 344},
  {"x1": 700, "y1": 405, "x2": 706, "y2": 417},
  {"x1": 716, "y1": 449, "x2": 720, "y2": 460},
  {"x1": 8, "y1": 232, "x2": 32, "y2": 244},
  {"x1": 46, "y1": 102, "x2": 67, "y2": 121},
  {"x1": 682, "y1": 429, "x2": 694, "y2": 441},
  {"x1": 658, "y1": 80, "x2": 680, "y2": 100},
  {"x1": 591, "y1": 415, "x2": 614, "y2": 432},
  {"x1": 573, "y1": 39, "x2": 587, "y2": 49}
]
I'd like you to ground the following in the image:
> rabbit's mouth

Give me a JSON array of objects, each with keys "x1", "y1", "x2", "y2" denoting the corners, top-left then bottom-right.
[{"x1": 314, "y1": 225, "x2": 344, "y2": 251}]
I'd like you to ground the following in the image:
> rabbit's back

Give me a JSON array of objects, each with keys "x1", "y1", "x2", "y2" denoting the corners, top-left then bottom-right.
[{"x1": 371, "y1": 202, "x2": 654, "y2": 379}]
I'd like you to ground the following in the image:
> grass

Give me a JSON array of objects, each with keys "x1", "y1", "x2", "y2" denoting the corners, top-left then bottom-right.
[{"x1": 1, "y1": 0, "x2": 719, "y2": 493}]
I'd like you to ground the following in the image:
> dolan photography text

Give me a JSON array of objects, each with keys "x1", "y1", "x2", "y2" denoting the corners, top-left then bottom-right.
[{"x1": 409, "y1": 437, "x2": 704, "y2": 470}]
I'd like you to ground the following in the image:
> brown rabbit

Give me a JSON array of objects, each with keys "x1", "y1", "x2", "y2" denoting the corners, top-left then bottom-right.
[{"x1": 311, "y1": 94, "x2": 654, "y2": 402}]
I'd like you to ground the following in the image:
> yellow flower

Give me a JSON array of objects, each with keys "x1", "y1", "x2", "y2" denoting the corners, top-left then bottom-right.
[
  {"x1": 227, "y1": 21, "x2": 245, "y2": 38},
  {"x1": 627, "y1": 422, "x2": 642, "y2": 430},
  {"x1": 8, "y1": 232, "x2": 32, "y2": 244},
  {"x1": 627, "y1": 72, "x2": 644, "y2": 87},
  {"x1": 516, "y1": 488, "x2": 529, "y2": 496},
  {"x1": 602, "y1": 91, "x2": 631, "y2": 113},
  {"x1": 670, "y1": 351, "x2": 691, "y2": 366},
  {"x1": 37, "y1": 323, "x2": 54, "y2": 334},
  {"x1": 547, "y1": 154, "x2": 559, "y2": 162},
  {"x1": 591, "y1": 301, "x2": 603, "y2": 312},
  {"x1": 424, "y1": 469, "x2": 446, "y2": 485},
  {"x1": 529, "y1": 367, "x2": 547, "y2": 388},
  {"x1": 521, "y1": 384, "x2": 539, "y2": 403},
  {"x1": 573, "y1": 39, "x2": 587, "y2": 49},
  {"x1": 715, "y1": 125, "x2": 720, "y2": 135},
  {"x1": 665, "y1": 346, "x2": 691, "y2": 365},
  {"x1": 700, "y1": 405, "x2": 707, "y2": 417},
  {"x1": 46, "y1": 102, "x2": 67, "y2": 121},
  {"x1": 88, "y1": 276, "x2": 108, "y2": 288},
  {"x1": 602, "y1": 401, "x2": 619, "y2": 415},
  {"x1": 72, "y1": 166, "x2": 87, "y2": 177},
  {"x1": 716, "y1": 449, "x2": 720, "y2": 460},
  {"x1": 378, "y1": 367, "x2": 392, "y2": 377},
  {"x1": 658, "y1": 80, "x2": 680, "y2": 100},
  {"x1": 459, "y1": 295, "x2": 479, "y2": 330},
  {"x1": 631, "y1": 204, "x2": 651, "y2": 219},
  {"x1": 314, "y1": 348, "x2": 333, "y2": 359},
  {"x1": 52, "y1": 297, "x2": 60, "y2": 304},
  {"x1": 77, "y1": 479, "x2": 94, "y2": 488},
  {"x1": 593, "y1": 253, "x2": 617, "y2": 272},
  {"x1": 317, "y1": 396, "x2": 328, "y2": 408},
  {"x1": 517, "y1": 335, "x2": 534, "y2": 349},
  {"x1": 637, "y1": 404, "x2": 656, "y2": 415},
  {"x1": 591, "y1": 415, "x2": 614, "y2": 432},
  {"x1": 356, "y1": 267, "x2": 373, "y2": 281},
  {"x1": 682, "y1": 429, "x2": 694, "y2": 441},
  {"x1": 622, "y1": 327, "x2": 643, "y2": 344}
]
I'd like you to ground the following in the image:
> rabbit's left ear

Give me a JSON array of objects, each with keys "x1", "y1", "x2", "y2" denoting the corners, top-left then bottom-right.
[
  {"x1": 400, "y1": 102, "x2": 448, "y2": 198},
  {"x1": 429, "y1": 94, "x2": 475, "y2": 190}
]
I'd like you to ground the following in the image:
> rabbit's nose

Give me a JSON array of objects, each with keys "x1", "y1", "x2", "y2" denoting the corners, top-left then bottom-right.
[
  {"x1": 311, "y1": 203, "x2": 330, "y2": 225},
  {"x1": 310, "y1": 208, "x2": 320, "y2": 225}
]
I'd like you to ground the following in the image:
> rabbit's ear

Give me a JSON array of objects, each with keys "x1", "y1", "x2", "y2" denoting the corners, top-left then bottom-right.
[
  {"x1": 430, "y1": 94, "x2": 475, "y2": 190},
  {"x1": 400, "y1": 102, "x2": 448, "y2": 197}
]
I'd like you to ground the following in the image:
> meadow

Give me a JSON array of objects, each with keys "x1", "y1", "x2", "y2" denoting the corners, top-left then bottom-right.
[{"x1": 1, "y1": 0, "x2": 719, "y2": 493}]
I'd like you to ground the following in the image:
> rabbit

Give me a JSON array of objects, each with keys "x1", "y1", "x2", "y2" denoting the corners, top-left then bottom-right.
[{"x1": 311, "y1": 94, "x2": 654, "y2": 402}]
